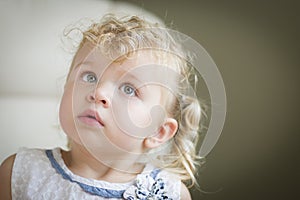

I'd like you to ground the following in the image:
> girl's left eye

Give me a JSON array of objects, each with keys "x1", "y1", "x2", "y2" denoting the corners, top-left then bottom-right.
[
  {"x1": 120, "y1": 83, "x2": 138, "y2": 97},
  {"x1": 82, "y1": 72, "x2": 97, "y2": 83}
]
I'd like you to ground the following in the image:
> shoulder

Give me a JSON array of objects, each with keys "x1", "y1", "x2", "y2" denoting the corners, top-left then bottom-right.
[
  {"x1": 0, "y1": 154, "x2": 16, "y2": 200},
  {"x1": 13, "y1": 147, "x2": 51, "y2": 164},
  {"x1": 181, "y1": 182, "x2": 192, "y2": 200}
]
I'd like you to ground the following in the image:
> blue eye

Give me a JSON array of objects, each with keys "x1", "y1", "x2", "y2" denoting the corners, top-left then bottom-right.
[
  {"x1": 82, "y1": 72, "x2": 97, "y2": 83},
  {"x1": 120, "y1": 83, "x2": 137, "y2": 97}
]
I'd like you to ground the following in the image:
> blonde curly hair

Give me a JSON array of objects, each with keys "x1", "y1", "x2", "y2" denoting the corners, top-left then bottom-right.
[{"x1": 65, "y1": 14, "x2": 205, "y2": 187}]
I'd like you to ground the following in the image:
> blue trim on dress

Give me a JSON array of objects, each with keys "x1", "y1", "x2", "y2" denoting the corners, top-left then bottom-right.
[
  {"x1": 45, "y1": 149, "x2": 125, "y2": 198},
  {"x1": 150, "y1": 168, "x2": 161, "y2": 180}
]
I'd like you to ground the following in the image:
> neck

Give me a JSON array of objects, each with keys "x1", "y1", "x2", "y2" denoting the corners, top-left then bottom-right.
[{"x1": 61, "y1": 140, "x2": 145, "y2": 183}]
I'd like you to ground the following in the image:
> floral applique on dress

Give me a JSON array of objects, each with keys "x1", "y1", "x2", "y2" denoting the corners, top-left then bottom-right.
[{"x1": 123, "y1": 172, "x2": 173, "y2": 200}]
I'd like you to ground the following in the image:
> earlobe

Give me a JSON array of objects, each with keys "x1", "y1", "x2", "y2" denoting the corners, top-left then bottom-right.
[
  {"x1": 143, "y1": 118, "x2": 178, "y2": 149},
  {"x1": 143, "y1": 137, "x2": 158, "y2": 149}
]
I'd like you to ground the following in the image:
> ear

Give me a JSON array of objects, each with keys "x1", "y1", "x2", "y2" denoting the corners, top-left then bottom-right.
[{"x1": 144, "y1": 118, "x2": 178, "y2": 149}]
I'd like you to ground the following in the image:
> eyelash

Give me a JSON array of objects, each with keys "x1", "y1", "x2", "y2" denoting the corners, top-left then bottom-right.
[
  {"x1": 80, "y1": 71, "x2": 97, "y2": 83},
  {"x1": 119, "y1": 82, "x2": 139, "y2": 98}
]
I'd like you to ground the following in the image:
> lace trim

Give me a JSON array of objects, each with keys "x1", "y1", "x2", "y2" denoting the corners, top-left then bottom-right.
[
  {"x1": 46, "y1": 150, "x2": 124, "y2": 198},
  {"x1": 45, "y1": 149, "x2": 161, "y2": 198}
]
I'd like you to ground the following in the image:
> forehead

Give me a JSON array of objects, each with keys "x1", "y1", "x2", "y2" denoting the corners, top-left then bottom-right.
[
  {"x1": 73, "y1": 41, "x2": 180, "y2": 67},
  {"x1": 73, "y1": 43, "x2": 173, "y2": 71}
]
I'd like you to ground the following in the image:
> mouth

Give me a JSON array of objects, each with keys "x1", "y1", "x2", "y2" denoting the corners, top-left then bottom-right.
[{"x1": 78, "y1": 109, "x2": 104, "y2": 128}]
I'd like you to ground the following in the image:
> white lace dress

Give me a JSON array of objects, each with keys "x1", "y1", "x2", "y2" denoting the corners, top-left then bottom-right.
[{"x1": 11, "y1": 148, "x2": 181, "y2": 200}]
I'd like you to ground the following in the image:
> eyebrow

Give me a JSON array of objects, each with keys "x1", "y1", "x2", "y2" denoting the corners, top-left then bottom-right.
[
  {"x1": 118, "y1": 69, "x2": 144, "y2": 84},
  {"x1": 73, "y1": 61, "x2": 94, "y2": 70}
]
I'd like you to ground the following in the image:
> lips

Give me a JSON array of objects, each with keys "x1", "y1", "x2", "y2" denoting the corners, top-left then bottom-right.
[{"x1": 78, "y1": 109, "x2": 104, "y2": 128}]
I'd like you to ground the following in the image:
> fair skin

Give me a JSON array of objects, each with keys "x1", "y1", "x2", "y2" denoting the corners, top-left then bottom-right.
[
  {"x1": 0, "y1": 154, "x2": 15, "y2": 200},
  {"x1": 60, "y1": 43, "x2": 179, "y2": 174},
  {"x1": 0, "y1": 43, "x2": 192, "y2": 199}
]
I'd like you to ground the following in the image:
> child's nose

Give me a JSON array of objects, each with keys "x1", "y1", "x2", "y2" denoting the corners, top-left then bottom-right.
[{"x1": 87, "y1": 86, "x2": 110, "y2": 108}]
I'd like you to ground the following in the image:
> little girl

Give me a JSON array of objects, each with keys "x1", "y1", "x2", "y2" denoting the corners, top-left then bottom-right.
[{"x1": 0, "y1": 14, "x2": 203, "y2": 200}]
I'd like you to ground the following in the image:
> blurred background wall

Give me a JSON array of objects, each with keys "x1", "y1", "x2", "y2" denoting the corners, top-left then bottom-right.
[
  {"x1": 121, "y1": 1, "x2": 299, "y2": 199},
  {"x1": 0, "y1": 0, "x2": 299, "y2": 199}
]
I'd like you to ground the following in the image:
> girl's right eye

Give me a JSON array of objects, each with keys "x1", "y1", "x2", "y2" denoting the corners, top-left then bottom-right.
[{"x1": 82, "y1": 72, "x2": 97, "y2": 83}]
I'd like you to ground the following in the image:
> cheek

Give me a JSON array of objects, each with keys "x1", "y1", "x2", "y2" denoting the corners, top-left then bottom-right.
[
  {"x1": 59, "y1": 89, "x2": 72, "y2": 125},
  {"x1": 59, "y1": 93, "x2": 72, "y2": 130},
  {"x1": 128, "y1": 101, "x2": 152, "y2": 128},
  {"x1": 128, "y1": 100, "x2": 166, "y2": 130},
  {"x1": 111, "y1": 98, "x2": 165, "y2": 139},
  {"x1": 59, "y1": 85, "x2": 80, "y2": 142},
  {"x1": 113, "y1": 100, "x2": 152, "y2": 137}
]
